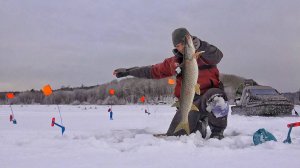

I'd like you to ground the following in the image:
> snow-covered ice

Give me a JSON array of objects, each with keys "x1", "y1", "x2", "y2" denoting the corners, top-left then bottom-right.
[{"x1": 1, "y1": 105, "x2": 300, "y2": 168}]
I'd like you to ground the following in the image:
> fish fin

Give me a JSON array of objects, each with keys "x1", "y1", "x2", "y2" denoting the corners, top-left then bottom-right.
[
  {"x1": 171, "y1": 101, "x2": 180, "y2": 108},
  {"x1": 191, "y1": 104, "x2": 199, "y2": 111},
  {"x1": 174, "y1": 121, "x2": 190, "y2": 135},
  {"x1": 195, "y1": 84, "x2": 201, "y2": 95}
]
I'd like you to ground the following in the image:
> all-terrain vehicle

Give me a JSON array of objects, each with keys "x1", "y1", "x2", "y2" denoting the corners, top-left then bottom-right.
[{"x1": 231, "y1": 85, "x2": 294, "y2": 116}]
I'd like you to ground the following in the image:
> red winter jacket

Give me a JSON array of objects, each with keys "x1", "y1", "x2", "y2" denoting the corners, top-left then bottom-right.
[
  {"x1": 125, "y1": 37, "x2": 223, "y2": 98},
  {"x1": 150, "y1": 37, "x2": 223, "y2": 98}
]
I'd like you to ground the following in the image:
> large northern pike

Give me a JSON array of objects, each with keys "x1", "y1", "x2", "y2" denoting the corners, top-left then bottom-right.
[{"x1": 173, "y1": 35, "x2": 201, "y2": 135}]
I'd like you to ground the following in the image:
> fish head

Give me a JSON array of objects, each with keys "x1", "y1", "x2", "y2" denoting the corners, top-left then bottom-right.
[{"x1": 184, "y1": 35, "x2": 196, "y2": 60}]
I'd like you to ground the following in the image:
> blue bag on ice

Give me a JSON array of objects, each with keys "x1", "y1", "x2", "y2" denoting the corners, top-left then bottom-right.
[{"x1": 253, "y1": 128, "x2": 277, "y2": 145}]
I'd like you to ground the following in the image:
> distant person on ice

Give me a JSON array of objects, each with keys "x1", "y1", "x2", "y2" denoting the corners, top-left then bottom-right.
[
  {"x1": 113, "y1": 28, "x2": 229, "y2": 139},
  {"x1": 108, "y1": 108, "x2": 113, "y2": 120}
]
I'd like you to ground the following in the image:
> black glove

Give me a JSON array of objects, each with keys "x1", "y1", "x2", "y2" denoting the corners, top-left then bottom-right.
[{"x1": 113, "y1": 67, "x2": 138, "y2": 78}]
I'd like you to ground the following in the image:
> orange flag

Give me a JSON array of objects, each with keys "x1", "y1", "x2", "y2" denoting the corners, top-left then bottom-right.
[
  {"x1": 168, "y1": 78, "x2": 175, "y2": 85},
  {"x1": 6, "y1": 93, "x2": 15, "y2": 99},
  {"x1": 140, "y1": 96, "x2": 145, "y2": 103},
  {"x1": 109, "y1": 89, "x2": 115, "y2": 95},
  {"x1": 42, "y1": 84, "x2": 53, "y2": 96}
]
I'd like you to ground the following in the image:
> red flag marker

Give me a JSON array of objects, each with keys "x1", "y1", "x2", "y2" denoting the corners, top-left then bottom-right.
[
  {"x1": 168, "y1": 79, "x2": 175, "y2": 85},
  {"x1": 140, "y1": 96, "x2": 145, "y2": 103},
  {"x1": 51, "y1": 118, "x2": 55, "y2": 127},
  {"x1": 6, "y1": 93, "x2": 15, "y2": 99},
  {"x1": 287, "y1": 122, "x2": 300, "y2": 128},
  {"x1": 42, "y1": 84, "x2": 53, "y2": 96},
  {"x1": 109, "y1": 89, "x2": 115, "y2": 95}
]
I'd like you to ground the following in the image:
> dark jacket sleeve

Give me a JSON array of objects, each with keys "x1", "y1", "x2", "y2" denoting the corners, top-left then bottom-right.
[
  {"x1": 197, "y1": 38, "x2": 223, "y2": 65},
  {"x1": 127, "y1": 57, "x2": 177, "y2": 79},
  {"x1": 127, "y1": 66, "x2": 152, "y2": 79}
]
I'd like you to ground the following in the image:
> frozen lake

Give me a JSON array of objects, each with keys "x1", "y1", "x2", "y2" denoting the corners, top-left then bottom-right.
[{"x1": 1, "y1": 105, "x2": 300, "y2": 168}]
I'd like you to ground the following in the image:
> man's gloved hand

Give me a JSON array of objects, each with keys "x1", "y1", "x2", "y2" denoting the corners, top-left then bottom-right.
[
  {"x1": 113, "y1": 68, "x2": 129, "y2": 78},
  {"x1": 206, "y1": 94, "x2": 229, "y2": 118},
  {"x1": 192, "y1": 36, "x2": 201, "y2": 50},
  {"x1": 113, "y1": 67, "x2": 138, "y2": 78}
]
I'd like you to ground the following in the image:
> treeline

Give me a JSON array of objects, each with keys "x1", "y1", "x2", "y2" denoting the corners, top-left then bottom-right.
[
  {"x1": 0, "y1": 74, "x2": 244, "y2": 105},
  {"x1": 0, "y1": 78, "x2": 175, "y2": 105},
  {"x1": 1, "y1": 73, "x2": 297, "y2": 105}
]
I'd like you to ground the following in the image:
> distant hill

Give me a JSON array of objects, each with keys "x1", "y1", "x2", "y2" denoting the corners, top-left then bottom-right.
[
  {"x1": 220, "y1": 74, "x2": 245, "y2": 101},
  {"x1": 1, "y1": 73, "x2": 298, "y2": 105}
]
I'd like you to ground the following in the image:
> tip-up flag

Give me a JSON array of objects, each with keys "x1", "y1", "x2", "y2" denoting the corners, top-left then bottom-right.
[
  {"x1": 51, "y1": 117, "x2": 65, "y2": 135},
  {"x1": 168, "y1": 79, "x2": 175, "y2": 85},
  {"x1": 109, "y1": 89, "x2": 115, "y2": 96},
  {"x1": 140, "y1": 96, "x2": 145, "y2": 103},
  {"x1": 6, "y1": 93, "x2": 15, "y2": 99},
  {"x1": 42, "y1": 85, "x2": 53, "y2": 96}
]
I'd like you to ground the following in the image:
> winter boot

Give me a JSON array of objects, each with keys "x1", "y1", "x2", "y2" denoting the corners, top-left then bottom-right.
[{"x1": 209, "y1": 129, "x2": 225, "y2": 140}]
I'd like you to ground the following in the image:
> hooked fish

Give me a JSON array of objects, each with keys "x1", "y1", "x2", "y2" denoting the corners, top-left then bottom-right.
[{"x1": 172, "y1": 34, "x2": 201, "y2": 135}]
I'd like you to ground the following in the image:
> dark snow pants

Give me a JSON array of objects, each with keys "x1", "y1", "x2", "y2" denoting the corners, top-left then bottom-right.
[{"x1": 166, "y1": 88, "x2": 228, "y2": 137}]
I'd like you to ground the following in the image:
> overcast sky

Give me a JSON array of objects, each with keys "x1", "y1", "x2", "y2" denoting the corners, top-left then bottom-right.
[{"x1": 0, "y1": 0, "x2": 299, "y2": 92}]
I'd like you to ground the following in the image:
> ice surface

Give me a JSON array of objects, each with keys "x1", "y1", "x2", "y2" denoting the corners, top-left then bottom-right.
[{"x1": 1, "y1": 105, "x2": 299, "y2": 168}]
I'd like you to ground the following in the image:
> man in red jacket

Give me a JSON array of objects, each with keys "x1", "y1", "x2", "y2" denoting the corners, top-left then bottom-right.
[{"x1": 113, "y1": 28, "x2": 228, "y2": 139}]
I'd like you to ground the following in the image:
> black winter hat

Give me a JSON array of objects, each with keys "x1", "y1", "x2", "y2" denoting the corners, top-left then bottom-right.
[{"x1": 172, "y1": 28, "x2": 190, "y2": 47}]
